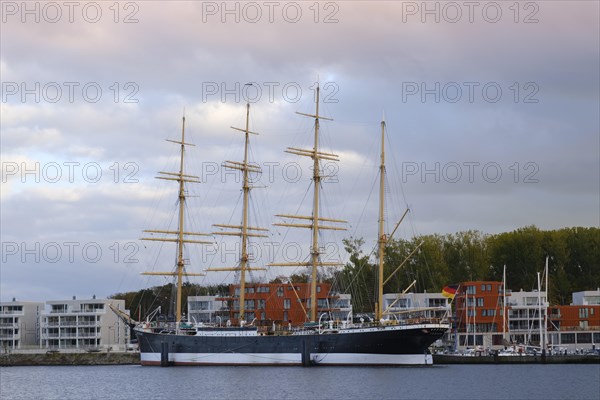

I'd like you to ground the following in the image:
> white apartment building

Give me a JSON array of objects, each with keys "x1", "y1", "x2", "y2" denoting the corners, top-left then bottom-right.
[
  {"x1": 383, "y1": 291, "x2": 451, "y2": 320},
  {"x1": 40, "y1": 297, "x2": 130, "y2": 351},
  {"x1": 572, "y1": 289, "x2": 600, "y2": 306},
  {"x1": 0, "y1": 300, "x2": 44, "y2": 350},
  {"x1": 187, "y1": 296, "x2": 225, "y2": 324},
  {"x1": 507, "y1": 289, "x2": 548, "y2": 345}
]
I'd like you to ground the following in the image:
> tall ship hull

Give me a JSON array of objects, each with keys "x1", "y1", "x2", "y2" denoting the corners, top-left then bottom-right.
[{"x1": 135, "y1": 323, "x2": 448, "y2": 366}]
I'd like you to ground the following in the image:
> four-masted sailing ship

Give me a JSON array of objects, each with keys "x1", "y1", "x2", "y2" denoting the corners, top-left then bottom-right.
[{"x1": 134, "y1": 86, "x2": 450, "y2": 366}]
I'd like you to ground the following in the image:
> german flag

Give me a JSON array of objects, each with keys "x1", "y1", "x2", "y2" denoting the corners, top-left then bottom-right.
[{"x1": 442, "y1": 284, "x2": 459, "y2": 299}]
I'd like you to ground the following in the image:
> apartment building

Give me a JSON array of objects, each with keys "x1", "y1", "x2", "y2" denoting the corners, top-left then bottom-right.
[
  {"x1": 454, "y1": 281, "x2": 506, "y2": 349},
  {"x1": 216, "y1": 282, "x2": 352, "y2": 325},
  {"x1": 0, "y1": 300, "x2": 44, "y2": 350},
  {"x1": 187, "y1": 295, "x2": 226, "y2": 324},
  {"x1": 382, "y1": 291, "x2": 451, "y2": 320},
  {"x1": 40, "y1": 296, "x2": 130, "y2": 350},
  {"x1": 548, "y1": 289, "x2": 600, "y2": 351},
  {"x1": 507, "y1": 289, "x2": 548, "y2": 346}
]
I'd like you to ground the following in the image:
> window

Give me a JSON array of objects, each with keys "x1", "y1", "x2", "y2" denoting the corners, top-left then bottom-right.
[
  {"x1": 283, "y1": 299, "x2": 291, "y2": 309},
  {"x1": 467, "y1": 309, "x2": 475, "y2": 317},
  {"x1": 481, "y1": 310, "x2": 487, "y2": 317},
  {"x1": 317, "y1": 286, "x2": 321, "y2": 293},
  {"x1": 466, "y1": 286, "x2": 476, "y2": 295},
  {"x1": 189, "y1": 301, "x2": 209, "y2": 311},
  {"x1": 477, "y1": 298, "x2": 484, "y2": 307},
  {"x1": 428, "y1": 298, "x2": 446, "y2": 307},
  {"x1": 81, "y1": 303, "x2": 104, "y2": 312},
  {"x1": 283, "y1": 311, "x2": 288, "y2": 322},
  {"x1": 277, "y1": 287, "x2": 284, "y2": 297},
  {"x1": 561, "y1": 333, "x2": 575, "y2": 344},
  {"x1": 481, "y1": 284, "x2": 486, "y2": 292},
  {"x1": 486, "y1": 284, "x2": 491, "y2": 291},
  {"x1": 257, "y1": 299, "x2": 265, "y2": 310},
  {"x1": 579, "y1": 308, "x2": 589, "y2": 318},
  {"x1": 396, "y1": 299, "x2": 409, "y2": 308},
  {"x1": 51, "y1": 304, "x2": 67, "y2": 313}
]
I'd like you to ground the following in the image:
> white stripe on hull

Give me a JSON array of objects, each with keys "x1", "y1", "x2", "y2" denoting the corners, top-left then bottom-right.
[
  {"x1": 141, "y1": 352, "x2": 300, "y2": 365},
  {"x1": 140, "y1": 352, "x2": 433, "y2": 366},
  {"x1": 312, "y1": 353, "x2": 433, "y2": 365}
]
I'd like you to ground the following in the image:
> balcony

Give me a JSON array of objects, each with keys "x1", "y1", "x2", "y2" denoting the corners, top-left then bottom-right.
[{"x1": 0, "y1": 334, "x2": 19, "y2": 339}]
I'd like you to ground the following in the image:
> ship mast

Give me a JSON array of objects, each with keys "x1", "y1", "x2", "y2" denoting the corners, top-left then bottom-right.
[
  {"x1": 374, "y1": 119, "x2": 418, "y2": 320},
  {"x1": 141, "y1": 115, "x2": 211, "y2": 323},
  {"x1": 269, "y1": 85, "x2": 346, "y2": 322},
  {"x1": 207, "y1": 101, "x2": 267, "y2": 325},
  {"x1": 376, "y1": 119, "x2": 386, "y2": 321}
]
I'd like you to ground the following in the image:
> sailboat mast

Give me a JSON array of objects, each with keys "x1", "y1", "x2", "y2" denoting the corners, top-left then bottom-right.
[
  {"x1": 310, "y1": 86, "x2": 322, "y2": 323},
  {"x1": 537, "y1": 271, "x2": 543, "y2": 350},
  {"x1": 544, "y1": 256, "x2": 549, "y2": 350},
  {"x1": 175, "y1": 116, "x2": 187, "y2": 323},
  {"x1": 502, "y1": 265, "x2": 507, "y2": 342},
  {"x1": 376, "y1": 119, "x2": 386, "y2": 321},
  {"x1": 239, "y1": 103, "x2": 251, "y2": 321}
]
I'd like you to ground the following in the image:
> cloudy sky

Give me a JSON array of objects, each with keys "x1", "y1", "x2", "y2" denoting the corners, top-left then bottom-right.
[{"x1": 1, "y1": 1, "x2": 598, "y2": 302}]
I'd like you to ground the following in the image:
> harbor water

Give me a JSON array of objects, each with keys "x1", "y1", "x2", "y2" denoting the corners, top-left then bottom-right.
[{"x1": 1, "y1": 364, "x2": 599, "y2": 400}]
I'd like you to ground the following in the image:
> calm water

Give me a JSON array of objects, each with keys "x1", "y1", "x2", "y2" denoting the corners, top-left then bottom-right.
[{"x1": 1, "y1": 364, "x2": 599, "y2": 400}]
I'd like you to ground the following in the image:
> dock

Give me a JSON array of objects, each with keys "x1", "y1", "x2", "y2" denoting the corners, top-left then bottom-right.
[{"x1": 433, "y1": 353, "x2": 600, "y2": 364}]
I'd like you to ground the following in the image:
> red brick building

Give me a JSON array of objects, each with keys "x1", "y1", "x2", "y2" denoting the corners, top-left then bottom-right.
[
  {"x1": 218, "y1": 282, "x2": 351, "y2": 326},
  {"x1": 454, "y1": 281, "x2": 506, "y2": 347},
  {"x1": 548, "y1": 305, "x2": 600, "y2": 331}
]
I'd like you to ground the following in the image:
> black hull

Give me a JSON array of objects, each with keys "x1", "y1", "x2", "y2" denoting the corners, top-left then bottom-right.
[{"x1": 135, "y1": 323, "x2": 448, "y2": 366}]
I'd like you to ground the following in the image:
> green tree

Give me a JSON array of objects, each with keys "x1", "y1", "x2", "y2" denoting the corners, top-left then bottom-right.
[{"x1": 333, "y1": 237, "x2": 376, "y2": 313}]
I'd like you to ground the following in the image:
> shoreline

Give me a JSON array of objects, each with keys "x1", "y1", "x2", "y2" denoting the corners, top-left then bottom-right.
[
  {"x1": 2, "y1": 352, "x2": 599, "y2": 366},
  {"x1": 0, "y1": 351, "x2": 140, "y2": 366}
]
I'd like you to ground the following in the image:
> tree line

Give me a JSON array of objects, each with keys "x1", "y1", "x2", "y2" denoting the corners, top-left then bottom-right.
[
  {"x1": 334, "y1": 226, "x2": 599, "y2": 312},
  {"x1": 111, "y1": 226, "x2": 599, "y2": 318}
]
